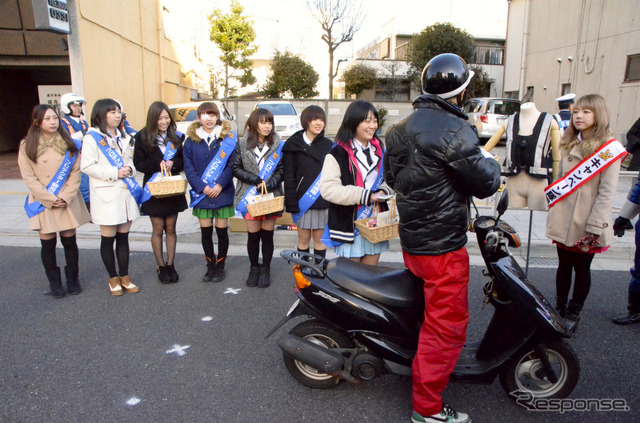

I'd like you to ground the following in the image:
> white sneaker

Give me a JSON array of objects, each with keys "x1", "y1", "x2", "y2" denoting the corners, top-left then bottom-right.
[{"x1": 411, "y1": 405, "x2": 471, "y2": 423}]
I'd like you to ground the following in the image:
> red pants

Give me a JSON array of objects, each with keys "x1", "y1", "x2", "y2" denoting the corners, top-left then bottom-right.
[{"x1": 403, "y1": 248, "x2": 470, "y2": 416}]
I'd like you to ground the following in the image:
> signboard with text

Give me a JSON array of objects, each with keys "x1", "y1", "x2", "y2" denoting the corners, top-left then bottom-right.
[
  {"x1": 32, "y1": 0, "x2": 71, "y2": 34},
  {"x1": 38, "y1": 85, "x2": 73, "y2": 110}
]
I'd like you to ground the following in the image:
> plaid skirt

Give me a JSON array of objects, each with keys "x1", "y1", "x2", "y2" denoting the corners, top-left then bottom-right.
[{"x1": 296, "y1": 208, "x2": 328, "y2": 230}]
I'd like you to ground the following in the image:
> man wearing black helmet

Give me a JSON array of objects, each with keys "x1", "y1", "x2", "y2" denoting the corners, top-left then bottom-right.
[{"x1": 384, "y1": 53, "x2": 501, "y2": 423}]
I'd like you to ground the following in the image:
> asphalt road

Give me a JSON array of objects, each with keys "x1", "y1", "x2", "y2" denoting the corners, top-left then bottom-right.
[{"x1": 1, "y1": 246, "x2": 638, "y2": 423}]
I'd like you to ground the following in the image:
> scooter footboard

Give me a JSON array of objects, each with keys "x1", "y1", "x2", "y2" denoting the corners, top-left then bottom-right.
[{"x1": 352, "y1": 331, "x2": 416, "y2": 367}]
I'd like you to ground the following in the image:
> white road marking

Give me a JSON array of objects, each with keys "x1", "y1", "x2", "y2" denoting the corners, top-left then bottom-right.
[
  {"x1": 224, "y1": 288, "x2": 241, "y2": 295},
  {"x1": 166, "y1": 344, "x2": 190, "y2": 356},
  {"x1": 202, "y1": 316, "x2": 213, "y2": 321},
  {"x1": 126, "y1": 397, "x2": 141, "y2": 406}
]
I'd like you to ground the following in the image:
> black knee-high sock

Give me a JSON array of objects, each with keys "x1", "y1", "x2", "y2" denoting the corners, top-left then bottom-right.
[
  {"x1": 201, "y1": 226, "x2": 215, "y2": 261},
  {"x1": 100, "y1": 235, "x2": 117, "y2": 278},
  {"x1": 297, "y1": 247, "x2": 310, "y2": 253},
  {"x1": 247, "y1": 231, "x2": 261, "y2": 266},
  {"x1": 260, "y1": 229, "x2": 274, "y2": 267},
  {"x1": 60, "y1": 235, "x2": 79, "y2": 269},
  {"x1": 215, "y1": 226, "x2": 229, "y2": 263},
  {"x1": 115, "y1": 232, "x2": 130, "y2": 276},
  {"x1": 40, "y1": 238, "x2": 58, "y2": 272},
  {"x1": 313, "y1": 248, "x2": 326, "y2": 264}
]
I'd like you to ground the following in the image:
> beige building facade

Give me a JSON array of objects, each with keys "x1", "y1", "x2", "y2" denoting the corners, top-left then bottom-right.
[
  {"x1": 504, "y1": 0, "x2": 640, "y2": 139},
  {"x1": 0, "y1": 0, "x2": 209, "y2": 152}
]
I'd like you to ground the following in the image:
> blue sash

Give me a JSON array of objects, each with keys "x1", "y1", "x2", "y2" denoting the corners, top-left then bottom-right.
[
  {"x1": 24, "y1": 139, "x2": 82, "y2": 218},
  {"x1": 321, "y1": 161, "x2": 385, "y2": 247},
  {"x1": 189, "y1": 133, "x2": 237, "y2": 208},
  {"x1": 292, "y1": 173, "x2": 322, "y2": 223},
  {"x1": 236, "y1": 142, "x2": 285, "y2": 216},
  {"x1": 88, "y1": 130, "x2": 143, "y2": 204},
  {"x1": 140, "y1": 133, "x2": 182, "y2": 204}
]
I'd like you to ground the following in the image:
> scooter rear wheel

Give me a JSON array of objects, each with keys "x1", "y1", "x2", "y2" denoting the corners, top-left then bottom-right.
[
  {"x1": 499, "y1": 340, "x2": 579, "y2": 400},
  {"x1": 283, "y1": 319, "x2": 353, "y2": 389}
]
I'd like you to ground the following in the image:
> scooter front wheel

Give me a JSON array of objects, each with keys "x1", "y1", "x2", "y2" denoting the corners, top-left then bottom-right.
[
  {"x1": 283, "y1": 320, "x2": 354, "y2": 389},
  {"x1": 499, "y1": 340, "x2": 579, "y2": 400}
]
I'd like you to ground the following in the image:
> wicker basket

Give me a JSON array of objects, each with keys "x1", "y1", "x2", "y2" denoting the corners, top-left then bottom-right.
[
  {"x1": 354, "y1": 197, "x2": 399, "y2": 243},
  {"x1": 246, "y1": 183, "x2": 284, "y2": 217},
  {"x1": 146, "y1": 162, "x2": 188, "y2": 198}
]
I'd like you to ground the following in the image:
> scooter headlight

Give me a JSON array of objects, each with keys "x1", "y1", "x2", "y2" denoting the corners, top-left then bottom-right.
[{"x1": 293, "y1": 265, "x2": 311, "y2": 289}]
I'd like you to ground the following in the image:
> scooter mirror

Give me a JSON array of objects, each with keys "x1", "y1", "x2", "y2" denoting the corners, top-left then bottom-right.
[{"x1": 496, "y1": 189, "x2": 509, "y2": 218}]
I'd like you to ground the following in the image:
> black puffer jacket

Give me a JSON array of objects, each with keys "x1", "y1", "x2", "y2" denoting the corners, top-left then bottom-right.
[
  {"x1": 384, "y1": 94, "x2": 501, "y2": 255},
  {"x1": 282, "y1": 129, "x2": 333, "y2": 213}
]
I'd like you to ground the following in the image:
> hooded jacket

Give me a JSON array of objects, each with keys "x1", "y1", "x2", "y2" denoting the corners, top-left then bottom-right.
[
  {"x1": 282, "y1": 129, "x2": 333, "y2": 213},
  {"x1": 183, "y1": 120, "x2": 235, "y2": 210},
  {"x1": 384, "y1": 94, "x2": 501, "y2": 255}
]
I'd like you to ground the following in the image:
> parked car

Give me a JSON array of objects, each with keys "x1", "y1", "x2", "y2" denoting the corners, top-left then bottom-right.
[
  {"x1": 255, "y1": 100, "x2": 302, "y2": 140},
  {"x1": 168, "y1": 100, "x2": 237, "y2": 135},
  {"x1": 464, "y1": 97, "x2": 521, "y2": 143}
]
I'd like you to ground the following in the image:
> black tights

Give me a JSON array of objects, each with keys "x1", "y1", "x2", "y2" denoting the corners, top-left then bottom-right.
[
  {"x1": 556, "y1": 246, "x2": 595, "y2": 306},
  {"x1": 150, "y1": 215, "x2": 177, "y2": 266}
]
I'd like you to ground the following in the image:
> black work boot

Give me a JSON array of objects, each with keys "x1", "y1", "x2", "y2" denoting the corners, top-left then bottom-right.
[
  {"x1": 157, "y1": 266, "x2": 171, "y2": 284},
  {"x1": 46, "y1": 267, "x2": 66, "y2": 299},
  {"x1": 565, "y1": 300, "x2": 583, "y2": 333},
  {"x1": 257, "y1": 265, "x2": 271, "y2": 288},
  {"x1": 211, "y1": 257, "x2": 226, "y2": 283},
  {"x1": 246, "y1": 265, "x2": 260, "y2": 287},
  {"x1": 613, "y1": 290, "x2": 640, "y2": 325},
  {"x1": 167, "y1": 264, "x2": 179, "y2": 283},
  {"x1": 65, "y1": 265, "x2": 82, "y2": 295},
  {"x1": 202, "y1": 257, "x2": 216, "y2": 282},
  {"x1": 555, "y1": 295, "x2": 568, "y2": 318}
]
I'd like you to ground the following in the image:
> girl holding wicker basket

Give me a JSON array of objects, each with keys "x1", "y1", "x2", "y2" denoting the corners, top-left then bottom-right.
[
  {"x1": 232, "y1": 108, "x2": 284, "y2": 288},
  {"x1": 183, "y1": 102, "x2": 236, "y2": 283},
  {"x1": 133, "y1": 101, "x2": 188, "y2": 284},
  {"x1": 320, "y1": 100, "x2": 392, "y2": 266}
]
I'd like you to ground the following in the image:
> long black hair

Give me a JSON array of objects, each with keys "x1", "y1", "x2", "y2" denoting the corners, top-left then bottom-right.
[
  {"x1": 334, "y1": 100, "x2": 378, "y2": 147},
  {"x1": 23, "y1": 104, "x2": 77, "y2": 162},
  {"x1": 142, "y1": 101, "x2": 182, "y2": 149}
]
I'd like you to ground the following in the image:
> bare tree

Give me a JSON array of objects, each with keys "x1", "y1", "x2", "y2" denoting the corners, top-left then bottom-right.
[{"x1": 307, "y1": 0, "x2": 365, "y2": 98}]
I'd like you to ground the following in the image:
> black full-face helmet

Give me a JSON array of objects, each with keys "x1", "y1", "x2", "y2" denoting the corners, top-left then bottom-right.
[{"x1": 421, "y1": 53, "x2": 474, "y2": 100}]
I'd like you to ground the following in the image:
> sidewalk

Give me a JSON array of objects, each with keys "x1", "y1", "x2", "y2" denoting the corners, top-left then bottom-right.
[{"x1": 1, "y1": 177, "x2": 635, "y2": 270}]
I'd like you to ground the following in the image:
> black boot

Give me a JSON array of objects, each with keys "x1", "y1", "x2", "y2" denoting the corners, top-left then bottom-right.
[
  {"x1": 555, "y1": 295, "x2": 568, "y2": 318},
  {"x1": 167, "y1": 264, "x2": 179, "y2": 283},
  {"x1": 246, "y1": 265, "x2": 260, "y2": 287},
  {"x1": 65, "y1": 265, "x2": 82, "y2": 295},
  {"x1": 211, "y1": 257, "x2": 226, "y2": 283},
  {"x1": 613, "y1": 290, "x2": 640, "y2": 325},
  {"x1": 46, "y1": 267, "x2": 66, "y2": 299},
  {"x1": 157, "y1": 266, "x2": 171, "y2": 284},
  {"x1": 202, "y1": 257, "x2": 216, "y2": 282},
  {"x1": 257, "y1": 265, "x2": 271, "y2": 288},
  {"x1": 565, "y1": 300, "x2": 583, "y2": 333}
]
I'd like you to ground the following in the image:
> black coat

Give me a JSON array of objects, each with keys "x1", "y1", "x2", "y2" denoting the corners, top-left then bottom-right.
[
  {"x1": 133, "y1": 129, "x2": 188, "y2": 217},
  {"x1": 384, "y1": 94, "x2": 501, "y2": 255},
  {"x1": 626, "y1": 117, "x2": 640, "y2": 171},
  {"x1": 282, "y1": 129, "x2": 333, "y2": 213}
]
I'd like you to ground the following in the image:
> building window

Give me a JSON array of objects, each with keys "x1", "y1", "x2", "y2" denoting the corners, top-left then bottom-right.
[
  {"x1": 472, "y1": 45, "x2": 504, "y2": 65},
  {"x1": 504, "y1": 91, "x2": 519, "y2": 100},
  {"x1": 561, "y1": 83, "x2": 572, "y2": 95},
  {"x1": 625, "y1": 54, "x2": 640, "y2": 82}
]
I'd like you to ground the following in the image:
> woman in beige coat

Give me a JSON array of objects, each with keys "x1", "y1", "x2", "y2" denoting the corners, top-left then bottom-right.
[
  {"x1": 81, "y1": 99, "x2": 140, "y2": 296},
  {"x1": 546, "y1": 94, "x2": 624, "y2": 331},
  {"x1": 18, "y1": 104, "x2": 90, "y2": 298}
]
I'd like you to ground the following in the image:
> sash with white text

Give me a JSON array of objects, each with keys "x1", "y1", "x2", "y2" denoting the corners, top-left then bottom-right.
[
  {"x1": 545, "y1": 139, "x2": 627, "y2": 208},
  {"x1": 189, "y1": 133, "x2": 237, "y2": 208},
  {"x1": 88, "y1": 130, "x2": 144, "y2": 204},
  {"x1": 139, "y1": 133, "x2": 182, "y2": 204},
  {"x1": 236, "y1": 142, "x2": 284, "y2": 216},
  {"x1": 24, "y1": 139, "x2": 82, "y2": 218}
]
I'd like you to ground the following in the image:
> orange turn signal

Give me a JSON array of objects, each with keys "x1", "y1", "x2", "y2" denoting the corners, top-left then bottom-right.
[{"x1": 293, "y1": 265, "x2": 311, "y2": 289}]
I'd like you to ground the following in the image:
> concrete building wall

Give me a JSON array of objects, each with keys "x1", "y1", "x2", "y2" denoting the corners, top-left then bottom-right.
[{"x1": 505, "y1": 0, "x2": 640, "y2": 139}]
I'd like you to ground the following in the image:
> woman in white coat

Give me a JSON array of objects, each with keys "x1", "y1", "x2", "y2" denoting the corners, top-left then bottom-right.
[{"x1": 81, "y1": 99, "x2": 141, "y2": 296}]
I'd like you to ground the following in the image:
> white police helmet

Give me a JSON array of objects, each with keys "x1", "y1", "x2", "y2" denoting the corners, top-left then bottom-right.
[{"x1": 60, "y1": 93, "x2": 86, "y2": 115}]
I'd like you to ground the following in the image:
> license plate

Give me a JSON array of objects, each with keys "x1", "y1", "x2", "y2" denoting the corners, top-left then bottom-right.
[{"x1": 286, "y1": 299, "x2": 300, "y2": 316}]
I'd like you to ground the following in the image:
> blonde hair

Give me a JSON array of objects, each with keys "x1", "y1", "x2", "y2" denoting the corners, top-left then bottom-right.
[{"x1": 560, "y1": 94, "x2": 612, "y2": 156}]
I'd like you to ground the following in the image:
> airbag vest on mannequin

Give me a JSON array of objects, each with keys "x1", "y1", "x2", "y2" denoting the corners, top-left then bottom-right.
[{"x1": 504, "y1": 112, "x2": 553, "y2": 179}]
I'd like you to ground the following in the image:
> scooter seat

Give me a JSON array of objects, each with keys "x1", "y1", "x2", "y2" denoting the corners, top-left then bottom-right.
[{"x1": 326, "y1": 257, "x2": 424, "y2": 308}]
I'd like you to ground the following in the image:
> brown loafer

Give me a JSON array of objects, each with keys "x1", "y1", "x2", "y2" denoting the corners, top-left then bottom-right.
[
  {"x1": 119, "y1": 275, "x2": 140, "y2": 293},
  {"x1": 109, "y1": 276, "x2": 123, "y2": 296}
]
